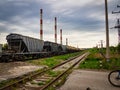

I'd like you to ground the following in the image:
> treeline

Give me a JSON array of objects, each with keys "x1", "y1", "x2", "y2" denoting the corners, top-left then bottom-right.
[
  {"x1": 106, "y1": 44, "x2": 120, "y2": 54},
  {"x1": 90, "y1": 44, "x2": 120, "y2": 54},
  {"x1": 1, "y1": 43, "x2": 8, "y2": 51}
]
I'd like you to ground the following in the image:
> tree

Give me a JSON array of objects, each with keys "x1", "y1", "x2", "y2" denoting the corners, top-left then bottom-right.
[
  {"x1": 109, "y1": 46, "x2": 117, "y2": 54},
  {"x1": 2, "y1": 43, "x2": 8, "y2": 50},
  {"x1": 117, "y1": 43, "x2": 120, "y2": 53}
]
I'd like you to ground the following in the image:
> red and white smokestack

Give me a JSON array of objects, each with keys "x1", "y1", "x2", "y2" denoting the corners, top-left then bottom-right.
[
  {"x1": 66, "y1": 38, "x2": 68, "y2": 46},
  {"x1": 55, "y1": 17, "x2": 57, "y2": 43},
  {"x1": 117, "y1": 19, "x2": 120, "y2": 43},
  {"x1": 60, "y1": 29, "x2": 62, "y2": 45},
  {"x1": 40, "y1": 9, "x2": 43, "y2": 40}
]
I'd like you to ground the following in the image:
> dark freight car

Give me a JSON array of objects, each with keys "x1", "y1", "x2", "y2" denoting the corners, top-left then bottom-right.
[
  {"x1": 0, "y1": 33, "x2": 80, "y2": 62},
  {"x1": 43, "y1": 41, "x2": 63, "y2": 52},
  {"x1": 6, "y1": 33, "x2": 44, "y2": 53}
]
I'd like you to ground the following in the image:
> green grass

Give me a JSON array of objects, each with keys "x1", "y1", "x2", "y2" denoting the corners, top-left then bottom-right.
[
  {"x1": 26, "y1": 52, "x2": 82, "y2": 68},
  {"x1": 79, "y1": 53, "x2": 102, "y2": 69},
  {"x1": 40, "y1": 58, "x2": 62, "y2": 67},
  {"x1": 102, "y1": 58, "x2": 120, "y2": 70},
  {"x1": 38, "y1": 81, "x2": 45, "y2": 85},
  {"x1": 79, "y1": 48, "x2": 120, "y2": 70},
  {"x1": 0, "y1": 79, "x2": 17, "y2": 88},
  {"x1": 47, "y1": 70, "x2": 61, "y2": 77}
]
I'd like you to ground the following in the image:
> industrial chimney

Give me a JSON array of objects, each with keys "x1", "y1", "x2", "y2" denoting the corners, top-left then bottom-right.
[
  {"x1": 66, "y1": 38, "x2": 68, "y2": 46},
  {"x1": 40, "y1": 9, "x2": 43, "y2": 40},
  {"x1": 55, "y1": 17, "x2": 57, "y2": 43},
  {"x1": 60, "y1": 29, "x2": 62, "y2": 45}
]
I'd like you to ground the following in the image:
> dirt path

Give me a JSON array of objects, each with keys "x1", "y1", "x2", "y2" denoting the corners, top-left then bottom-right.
[
  {"x1": 0, "y1": 62, "x2": 45, "y2": 82},
  {"x1": 58, "y1": 70, "x2": 120, "y2": 90}
]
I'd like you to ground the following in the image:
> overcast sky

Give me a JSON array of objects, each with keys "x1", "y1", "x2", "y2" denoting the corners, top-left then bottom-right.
[{"x1": 0, "y1": 0, "x2": 120, "y2": 48}]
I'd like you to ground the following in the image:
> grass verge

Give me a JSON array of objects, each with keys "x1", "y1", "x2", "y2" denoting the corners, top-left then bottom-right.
[
  {"x1": 26, "y1": 52, "x2": 82, "y2": 68},
  {"x1": 79, "y1": 48, "x2": 120, "y2": 70},
  {"x1": 79, "y1": 53, "x2": 102, "y2": 69}
]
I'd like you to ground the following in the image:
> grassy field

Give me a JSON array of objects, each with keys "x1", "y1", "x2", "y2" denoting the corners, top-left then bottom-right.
[
  {"x1": 26, "y1": 52, "x2": 83, "y2": 68},
  {"x1": 79, "y1": 48, "x2": 120, "y2": 70}
]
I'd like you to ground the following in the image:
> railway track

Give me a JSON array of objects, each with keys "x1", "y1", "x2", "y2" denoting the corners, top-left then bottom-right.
[{"x1": 0, "y1": 52, "x2": 89, "y2": 90}]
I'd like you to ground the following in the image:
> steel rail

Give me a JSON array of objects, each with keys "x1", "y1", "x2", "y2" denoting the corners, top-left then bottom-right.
[
  {"x1": 40, "y1": 53, "x2": 89, "y2": 90},
  {"x1": 0, "y1": 52, "x2": 85, "y2": 90}
]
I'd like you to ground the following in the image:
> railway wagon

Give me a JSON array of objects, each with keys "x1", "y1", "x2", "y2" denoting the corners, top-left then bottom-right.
[
  {"x1": 43, "y1": 41, "x2": 68, "y2": 55},
  {"x1": 6, "y1": 33, "x2": 44, "y2": 53},
  {"x1": 66, "y1": 45, "x2": 80, "y2": 53},
  {"x1": 43, "y1": 41, "x2": 79, "y2": 54},
  {"x1": 43, "y1": 41, "x2": 64, "y2": 52},
  {"x1": 0, "y1": 44, "x2": 2, "y2": 53},
  {"x1": 1, "y1": 33, "x2": 80, "y2": 62},
  {"x1": 0, "y1": 33, "x2": 45, "y2": 61},
  {"x1": 0, "y1": 44, "x2": 2, "y2": 57}
]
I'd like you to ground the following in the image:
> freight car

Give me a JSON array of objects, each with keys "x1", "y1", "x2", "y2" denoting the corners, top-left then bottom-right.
[
  {"x1": 0, "y1": 33, "x2": 47, "y2": 62},
  {"x1": 0, "y1": 44, "x2": 2, "y2": 57},
  {"x1": 6, "y1": 33, "x2": 44, "y2": 53},
  {"x1": 43, "y1": 41, "x2": 80, "y2": 53},
  {"x1": 0, "y1": 33, "x2": 80, "y2": 62},
  {"x1": 44, "y1": 41, "x2": 65, "y2": 52},
  {"x1": 0, "y1": 44, "x2": 2, "y2": 53},
  {"x1": 66, "y1": 46, "x2": 80, "y2": 53}
]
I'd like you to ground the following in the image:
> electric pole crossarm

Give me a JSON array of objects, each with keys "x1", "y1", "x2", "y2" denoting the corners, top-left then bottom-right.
[
  {"x1": 112, "y1": 11, "x2": 120, "y2": 14},
  {"x1": 117, "y1": 5, "x2": 120, "y2": 8},
  {"x1": 114, "y1": 25, "x2": 120, "y2": 28}
]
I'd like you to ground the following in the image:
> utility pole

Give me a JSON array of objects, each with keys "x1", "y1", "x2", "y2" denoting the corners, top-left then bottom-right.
[
  {"x1": 114, "y1": 19, "x2": 120, "y2": 28},
  {"x1": 105, "y1": 0, "x2": 110, "y2": 61},
  {"x1": 112, "y1": 4, "x2": 120, "y2": 44}
]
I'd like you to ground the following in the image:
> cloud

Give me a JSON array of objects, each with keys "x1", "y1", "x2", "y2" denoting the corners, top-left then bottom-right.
[{"x1": 0, "y1": 0, "x2": 119, "y2": 48}]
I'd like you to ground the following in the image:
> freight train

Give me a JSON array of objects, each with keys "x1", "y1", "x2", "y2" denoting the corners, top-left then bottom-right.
[{"x1": 0, "y1": 33, "x2": 80, "y2": 62}]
